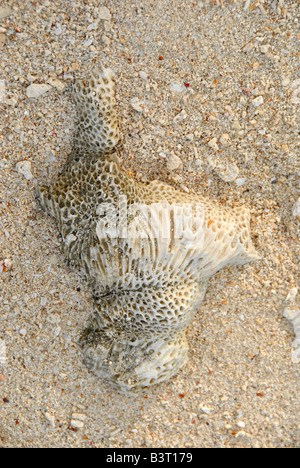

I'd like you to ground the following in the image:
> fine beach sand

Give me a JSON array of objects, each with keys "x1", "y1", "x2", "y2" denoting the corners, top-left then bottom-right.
[{"x1": 0, "y1": 0, "x2": 299, "y2": 448}]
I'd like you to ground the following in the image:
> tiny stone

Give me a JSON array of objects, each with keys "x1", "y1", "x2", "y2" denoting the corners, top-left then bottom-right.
[
  {"x1": 83, "y1": 38, "x2": 93, "y2": 47},
  {"x1": 40, "y1": 297, "x2": 47, "y2": 306},
  {"x1": 102, "y1": 34, "x2": 110, "y2": 46},
  {"x1": 16, "y1": 160, "x2": 33, "y2": 180},
  {"x1": 252, "y1": 96, "x2": 264, "y2": 107},
  {"x1": 98, "y1": 7, "x2": 111, "y2": 21},
  {"x1": 208, "y1": 137, "x2": 219, "y2": 151},
  {"x1": 66, "y1": 233, "x2": 77, "y2": 245},
  {"x1": 232, "y1": 120, "x2": 242, "y2": 130},
  {"x1": 49, "y1": 254, "x2": 60, "y2": 265},
  {"x1": 129, "y1": 97, "x2": 144, "y2": 113},
  {"x1": 53, "y1": 24, "x2": 62, "y2": 35},
  {"x1": 0, "y1": 32, "x2": 6, "y2": 44},
  {"x1": 282, "y1": 78, "x2": 290, "y2": 87},
  {"x1": 166, "y1": 153, "x2": 183, "y2": 171},
  {"x1": 44, "y1": 411, "x2": 55, "y2": 428},
  {"x1": 139, "y1": 70, "x2": 149, "y2": 81},
  {"x1": 220, "y1": 134, "x2": 229, "y2": 145},
  {"x1": 87, "y1": 21, "x2": 99, "y2": 31},
  {"x1": 70, "y1": 419, "x2": 84, "y2": 429},
  {"x1": 292, "y1": 198, "x2": 300, "y2": 217},
  {"x1": 71, "y1": 62, "x2": 79, "y2": 71},
  {"x1": 260, "y1": 44, "x2": 270, "y2": 54},
  {"x1": 173, "y1": 110, "x2": 187, "y2": 123},
  {"x1": 3, "y1": 258, "x2": 12, "y2": 270},
  {"x1": 169, "y1": 81, "x2": 185, "y2": 93},
  {"x1": 235, "y1": 177, "x2": 247, "y2": 186},
  {"x1": 281, "y1": 144, "x2": 289, "y2": 152},
  {"x1": 0, "y1": 8, "x2": 12, "y2": 19},
  {"x1": 26, "y1": 83, "x2": 52, "y2": 98}
]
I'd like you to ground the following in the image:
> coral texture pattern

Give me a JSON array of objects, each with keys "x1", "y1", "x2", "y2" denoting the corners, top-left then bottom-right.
[{"x1": 37, "y1": 65, "x2": 259, "y2": 393}]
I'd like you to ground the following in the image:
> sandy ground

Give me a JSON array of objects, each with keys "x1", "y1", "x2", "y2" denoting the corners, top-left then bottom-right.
[{"x1": 0, "y1": 0, "x2": 299, "y2": 448}]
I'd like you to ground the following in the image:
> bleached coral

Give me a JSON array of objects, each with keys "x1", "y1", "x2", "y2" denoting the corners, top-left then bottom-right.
[{"x1": 37, "y1": 65, "x2": 259, "y2": 393}]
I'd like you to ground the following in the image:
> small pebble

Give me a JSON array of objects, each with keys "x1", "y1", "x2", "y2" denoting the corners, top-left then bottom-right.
[
  {"x1": 166, "y1": 153, "x2": 183, "y2": 171},
  {"x1": 16, "y1": 160, "x2": 33, "y2": 180},
  {"x1": 252, "y1": 96, "x2": 264, "y2": 107},
  {"x1": 220, "y1": 134, "x2": 230, "y2": 145},
  {"x1": 0, "y1": 258, "x2": 12, "y2": 273},
  {"x1": 169, "y1": 81, "x2": 185, "y2": 93},
  {"x1": 0, "y1": 79, "x2": 5, "y2": 102},
  {"x1": 282, "y1": 78, "x2": 290, "y2": 87},
  {"x1": 235, "y1": 177, "x2": 247, "y2": 186},
  {"x1": 98, "y1": 7, "x2": 111, "y2": 21},
  {"x1": 70, "y1": 412, "x2": 87, "y2": 429},
  {"x1": 129, "y1": 97, "x2": 144, "y2": 113},
  {"x1": 260, "y1": 44, "x2": 270, "y2": 54},
  {"x1": 173, "y1": 110, "x2": 187, "y2": 123},
  {"x1": 139, "y1": 71, "x2": 149, "y2": 81},
  {"x1": 0, "y1": 7, "x2": 12, "y2": 19},
  {"x1": 71, "y1": 62, "x2": 79, "y2": 71},
  {"x1": 292, "y1": 198, "x2": 300, "y2": 217},
  {"x1": 208, "y1": 137, "x2": 219, "y2": 151},
  {"x1": 44, "y1": 411, "x2": 55, "y2": 428},
  {"x1": 26, "y1": 83, "x2": 52, "y2": 98}
]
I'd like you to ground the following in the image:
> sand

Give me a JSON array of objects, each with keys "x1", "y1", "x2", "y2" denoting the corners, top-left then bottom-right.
[{"x1": 0, "y1": 0, "x2": 299, "y2": 448}]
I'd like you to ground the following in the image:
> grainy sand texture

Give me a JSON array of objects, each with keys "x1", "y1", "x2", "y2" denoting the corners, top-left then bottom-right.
[{"x1": 0, "y1": 0, "x2": 299, "y2": 448}]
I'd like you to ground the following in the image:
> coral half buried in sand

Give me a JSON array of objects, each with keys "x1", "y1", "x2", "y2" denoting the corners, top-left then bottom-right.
[{"x1": 36, "y1": 64, "x2": 259, "y2": 393}]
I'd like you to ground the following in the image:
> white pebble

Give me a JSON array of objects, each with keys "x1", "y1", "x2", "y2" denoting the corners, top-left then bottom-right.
[
  {"x1": 129, "y1": 97, "x2": 144, "y2": 113},
  {"x1": 40, "y1": 297, "x2": 47, "y2": 306},
  {"x1": 0, "y1": 258, "x2": 12, "y2": 273},
  {"x1": 70, "y1": 412, "x2": 87, "y2": 429},
  {"x1": 281, "y1": 78, "x2": 290, "y2": 87},
  {"x1": 235, "y1": 177, "x2": 247, "y2": 186},
  {"x1": 87, "y1": 21, "x2": 99, "y2": 31},
  {"x1": 16, "y1": 160, "x2": 33, "y2": 180},
  {"x1": 98, "y1": 7, "x2": 111, "y2": 21},
  {"x1": 173, "y1": 110, "x2": 187, "y2": 123},
  {"x1": 169, "y1": 81, "x2": 185, "y2": 93},
  {"x1": 66, "y1": 233, "x2": 77, "y2": 245},
  {"x1": 208, "y1": 137, "x2": 219, "y2": 151},
  {"x1": 0, "y1": 7, "x2": 12, "y2": 19},
  {"x1": 83, "y1": 38, "x2": 93, "y2": 47},
  {"x1": 53, "y1": 24, "x2": 62, "y2": 35},
  {"x1": 237, "y1": 421, "x2": 246, "y2": 428},
  {"x1": 208, "y1": 155, "x2": 239, "y2": 182},
  {"x1": 244, "y1": 0, "x2": 251, "y2": 10},
  {"x1": 252, "y1": 96, "x2": 264, "y2": 107},
  {"x1": 26, "y1": 83, "x2": 52, "y2": 98},
  {"x1": 44, "y1": 411, "x2": 55, "y2": 428},
  {"x1": 292, "y1": 198, "x2": 300, "y2": 217},
  {"x1": 0, "y1": 79, "x2": 6, "y2": 102},
  {"x1": 166, "y1": 153, "x2": 183, "y2": 171},
  {"x1": 220, "y1": 134, "x2": 229, "y2": 146},
  {"x1": 139, "y1": 71, "x2": 149, "y2": 81},
  {"x1": 260, "y1": 44, "x2": 270, "y2": 54}
]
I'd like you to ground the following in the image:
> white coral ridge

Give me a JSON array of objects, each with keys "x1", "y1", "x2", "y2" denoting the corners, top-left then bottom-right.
[
  {"x1": 283, "y1": 288, "x2": 300, "y2": 364},
  {"x1": 37, "y1": 64, "x2": 260, "y2": 393}
]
